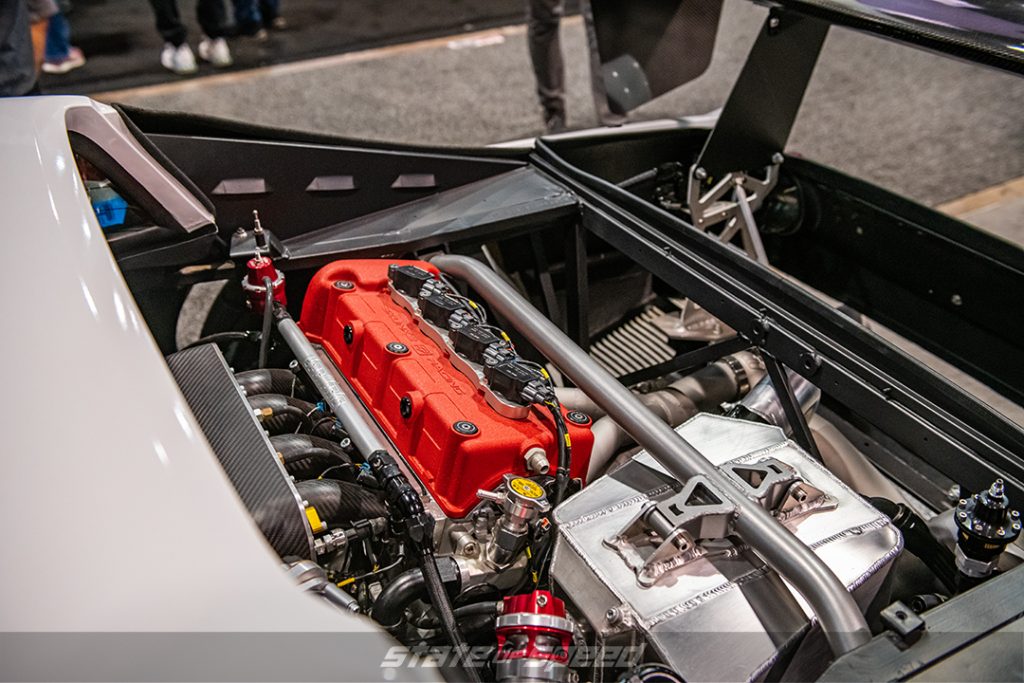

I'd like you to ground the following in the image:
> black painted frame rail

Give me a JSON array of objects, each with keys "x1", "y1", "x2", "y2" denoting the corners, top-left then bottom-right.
[{"x1": 531, "y1": 141, "x2": 1024, "y2": 503}]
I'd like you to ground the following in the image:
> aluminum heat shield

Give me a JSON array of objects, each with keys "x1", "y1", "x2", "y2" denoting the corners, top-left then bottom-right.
[{"x1": 552, "y1": 415, "x2": 901, "y2": 682}]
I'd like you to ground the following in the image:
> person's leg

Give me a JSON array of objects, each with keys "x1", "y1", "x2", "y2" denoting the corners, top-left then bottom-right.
[
  {"x1": 196, "y1": 0, "x2": 227, "y2": 39},
  {"x1": 526, "y1": 0, "x2": 565, "y2": 131},
  {"x1": 260, "y1": 0, "x2": 280, "y2": 23},
  {"x1": 44, "y1": 12, "x2": 70, "y2": 61},
  {"x1": 580, "y1": 0, "x2": 625, "y2": 127},
  {"x1": 232, "y1": 0, "x2": 263, "y2": 36},
  {"x1": 197, "y1": 0, "x2": 232, "y2": 67},
  {"x1": 148, "y1": 0, "x2": 187, "y2": 46}
]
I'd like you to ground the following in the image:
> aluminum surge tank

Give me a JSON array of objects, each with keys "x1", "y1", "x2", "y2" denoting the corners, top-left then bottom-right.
[{"x1": 551, "y1": 414, "x2": 902, "y2": 682}]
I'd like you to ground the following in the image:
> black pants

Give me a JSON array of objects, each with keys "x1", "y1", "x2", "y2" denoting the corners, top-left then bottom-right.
[
  {"x1": 526, "y1": 0, "x2": 625, "y2": 126},
  {"x1": 148, "y1": 0, "x2": 226, "y2": 46},
  {"x1": 526, "y1": 0, "x2": 564, "y2": 120}
]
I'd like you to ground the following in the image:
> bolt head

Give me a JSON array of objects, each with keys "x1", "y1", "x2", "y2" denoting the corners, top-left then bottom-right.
[
  {"x1": 566, "y1": 410, "x2": 591, "y2": 426},
  {"x1": 694, "y1": 167, "x2": 708, "y2": 180},
  {"x1": 333, "y1": 280, "x2": 354, "y2": 291},
  {"x1": 769, "y1": 16, "x2": 780, "y2": 28},
  {"x1": 536, "y1": 593, "x2": 548, "y2": 607},
  {"x1": 453, "y1": 420, "x2": 479, "y2": 435},
  {"x1": 386, "y1": 342, "x2": 409, "y2": 354}
]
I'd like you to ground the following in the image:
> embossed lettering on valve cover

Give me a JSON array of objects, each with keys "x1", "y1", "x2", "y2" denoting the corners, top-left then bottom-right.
[{"x1": 299, "y1": 259, "x2": 594, "y2": 518}]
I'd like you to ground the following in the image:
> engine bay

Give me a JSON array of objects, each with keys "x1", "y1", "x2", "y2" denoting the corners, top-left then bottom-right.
[
  {"x1": 57, "y1": 96, "x2": 1023, "y2": 682},
  {"x1": 160, "y1": 228, "x2": 1023, "y2": 682}
]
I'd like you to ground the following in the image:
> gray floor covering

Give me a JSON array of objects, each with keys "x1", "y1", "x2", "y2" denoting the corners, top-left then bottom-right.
[{"x1": 107, "y1": 0, "x2": 1024, "y2": 207}]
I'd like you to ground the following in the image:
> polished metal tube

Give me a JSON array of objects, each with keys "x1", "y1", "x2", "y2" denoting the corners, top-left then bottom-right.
[
  {"x1": 276, "y1": 314, "x2": 385, "y2": 457},
  {"x1": 430, "y1": 253, "x2": 871, "y2": 655}
]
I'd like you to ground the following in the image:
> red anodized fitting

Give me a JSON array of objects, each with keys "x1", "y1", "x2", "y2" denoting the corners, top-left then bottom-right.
[
  {"x1": 243, "y1": 254, "x2": 287, "y2": 314},
  {"x1": 495, "y1": 590, "x2": 572, "y2": 683},
  {"x1": 240, "y1": 211, "x2": 286, "y2": 314}
]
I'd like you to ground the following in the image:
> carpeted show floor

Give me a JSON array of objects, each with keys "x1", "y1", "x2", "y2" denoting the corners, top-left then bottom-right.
[
  {"x1": 43, "y1": 0, "x2": 538, "y2": 93},
  {"x1": 100, "y1": 0, "x2": 1024, "y2": 208}
]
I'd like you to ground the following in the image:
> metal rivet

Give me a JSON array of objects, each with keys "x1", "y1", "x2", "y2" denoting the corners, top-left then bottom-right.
[{"x1": 453, "y1": 421, "x2": 478, "y2": 435}]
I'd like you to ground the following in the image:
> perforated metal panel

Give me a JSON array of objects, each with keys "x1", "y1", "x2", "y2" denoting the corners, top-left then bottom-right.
[{"x1": 167, "y1": 345, "x2": 314, "y2": 559}]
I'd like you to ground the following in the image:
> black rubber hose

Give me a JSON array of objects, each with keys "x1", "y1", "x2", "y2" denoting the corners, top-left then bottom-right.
[
  {"x1": 418, "y1": 600, "x2": 500, "y2": 629},
  {"x1": 421, "y1": 551, "x2": 481, "y2": 683},
  {"x1": 181, "y1": 330, "x2": 260, "y2": 351},
  {"x1": 236, "y1": 368, "x2": 307, "y2": 398},
  {"x1": 258, "y1": 276, "x2": 274, "y2": 368},
  {"x1": 371, "y1": 556, "x2": 462, "y2": 632},
  {"x1": 295, "y1": 479, "x2": 386, "y2": 523},
  {"x1": 871, "y1": 497, "x2": 958, "y2": 593},
  {"x1": 270, "y1": 434, "x2": 355, "y2": 479},
  {"x1": 248, "y1": 393, "x2": 323, "y2": 434}
]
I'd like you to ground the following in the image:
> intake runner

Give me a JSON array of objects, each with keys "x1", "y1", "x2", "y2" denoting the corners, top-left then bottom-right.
[{"x1": 298, "y1": 260, "x2": 594, "y2": 517}]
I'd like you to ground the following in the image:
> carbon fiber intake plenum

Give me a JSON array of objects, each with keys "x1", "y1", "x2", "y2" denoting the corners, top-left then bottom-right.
[{"x1": 167, "y1": 344, "x2": 314, "y2": 558}]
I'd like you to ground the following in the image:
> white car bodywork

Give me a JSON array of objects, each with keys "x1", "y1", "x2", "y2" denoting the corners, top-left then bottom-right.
[{"x1": 0, "y1": 96, "x2": 434, "y2": 681}]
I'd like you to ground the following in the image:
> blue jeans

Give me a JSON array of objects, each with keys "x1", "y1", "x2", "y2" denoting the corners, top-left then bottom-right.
[
  {"x1": 45, "y1": 12, "x2": 71, "y2": 61},
  {"x1": 233, "y1": 0, "x2": 279, "y2": 34}
]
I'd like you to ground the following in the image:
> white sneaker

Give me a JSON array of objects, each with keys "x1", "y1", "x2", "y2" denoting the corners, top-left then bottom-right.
[
  {"x1": 198, "y1": 36, "x2": 233, "y2": 68},
  {"x1": 160, "y1": 43, "x2": 197, "y2": 74}
]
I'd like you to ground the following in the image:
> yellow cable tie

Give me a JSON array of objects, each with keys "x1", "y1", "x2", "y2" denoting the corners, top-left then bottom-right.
[
  {"x1": 564, "y1": 434, "x2": 572, "y2": 448},
  {"x1": 336, "y1": 577, "x2": 356, "y2": 588}
]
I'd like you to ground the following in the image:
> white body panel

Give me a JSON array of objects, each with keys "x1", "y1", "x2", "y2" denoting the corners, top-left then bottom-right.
[{"x1": 0, "y1": 96, "x2": 436, "y2": 681}]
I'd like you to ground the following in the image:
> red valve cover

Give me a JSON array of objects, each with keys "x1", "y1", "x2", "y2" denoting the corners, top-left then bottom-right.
[{"x1": 299, "y1": 259, "x2": 594, "y2": 518}]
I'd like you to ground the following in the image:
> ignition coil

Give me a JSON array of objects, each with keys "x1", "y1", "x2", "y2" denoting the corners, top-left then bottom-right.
[
  {"x1": 419, "y1": 290, "x2": 468, "y2": 329},
  {"x1": 388, "y1": 264, "x2": 434, "y2": 297},
  {"x1": 451, "y1": 324, "x2": 505, "y2": 364}
]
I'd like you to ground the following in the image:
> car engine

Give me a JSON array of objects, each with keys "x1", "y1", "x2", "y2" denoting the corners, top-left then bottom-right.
[{"x1": 164, "y1": 241, "x2": 1022, "y2": 683}]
